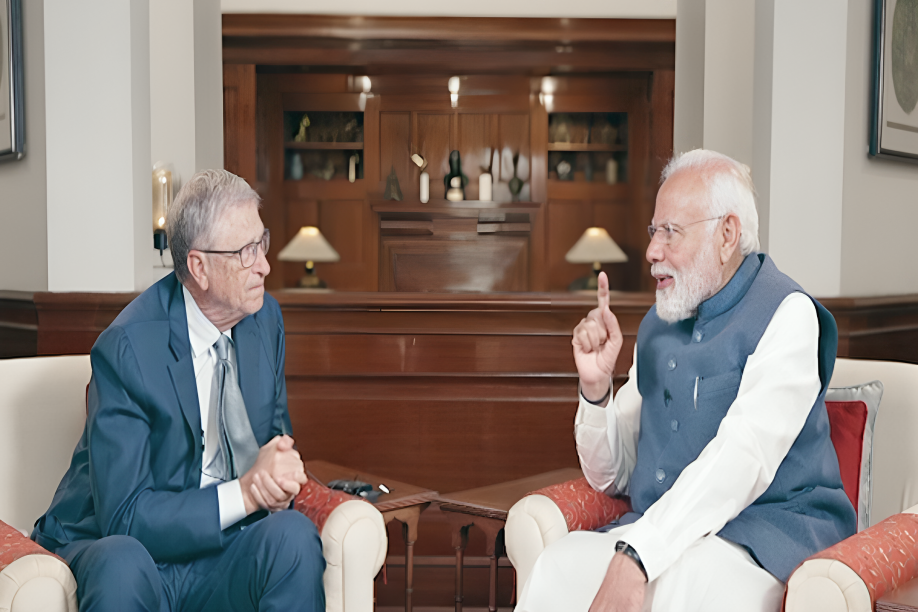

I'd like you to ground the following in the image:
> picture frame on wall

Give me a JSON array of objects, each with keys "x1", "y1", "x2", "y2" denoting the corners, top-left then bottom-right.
[
  {"x1": 0, "y1": 0, "x2": 24, "y2": 162},
  {"x1": 871, "y1": 0, "x2": 918, "y2": 162}
]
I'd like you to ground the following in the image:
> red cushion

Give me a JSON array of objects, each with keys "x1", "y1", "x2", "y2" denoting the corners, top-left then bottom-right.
[{"x1": 825, "y1": 400, "x2": 868, "y2": 513}]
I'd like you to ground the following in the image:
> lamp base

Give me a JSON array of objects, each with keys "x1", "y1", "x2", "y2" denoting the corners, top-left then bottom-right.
[{"x1": 297, "y1": 274, "x2": 328, "y2": 289}]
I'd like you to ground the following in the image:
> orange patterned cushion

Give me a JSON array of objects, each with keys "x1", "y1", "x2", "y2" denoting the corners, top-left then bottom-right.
[
  {"x1": 804, "y1": 512, "x2": 918, "y2": 604},
  {"x1": 293, "y1": 480, "x2": 367, "y2": 534},
  {"x1": 529, "y1": 477, "x2": 631, "y2": 532},
  {"x1": 0, "y1": 520, "x2": 63, "y2": 572}
]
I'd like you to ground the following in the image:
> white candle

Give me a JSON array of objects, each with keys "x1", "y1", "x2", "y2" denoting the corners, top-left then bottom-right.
[
  {"x1": 419, "y1": 171, "x2": 430, "y2": 203},
  {"x1": 479, "y1": 172, "x2": 492, "y2": 201}
]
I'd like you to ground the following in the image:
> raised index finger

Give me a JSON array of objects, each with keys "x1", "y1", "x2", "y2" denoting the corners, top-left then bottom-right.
[{"x1": 597, "y1": 271, "x2": 610, "y2": 313}]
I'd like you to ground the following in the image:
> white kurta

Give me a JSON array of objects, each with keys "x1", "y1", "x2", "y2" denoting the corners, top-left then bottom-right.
[{"x1": 518, "y1": 292, "x2": 821, "y2": 612}]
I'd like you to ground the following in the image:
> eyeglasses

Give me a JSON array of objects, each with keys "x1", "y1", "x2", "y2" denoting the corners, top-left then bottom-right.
[
  {"x1": 647, "y1": 216, "x2": 724, "y2": 246},
  {"x1": 195, "y1": 228, "x2": 270, "y2": 268}
]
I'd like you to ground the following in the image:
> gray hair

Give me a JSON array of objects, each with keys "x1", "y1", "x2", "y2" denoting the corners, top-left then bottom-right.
[
  {"x1": 661, "y1": 149, "x2": 760, "y2": 256},
  {"x1": 167, "y1": 169, "x2": 261, "y2": 282}
]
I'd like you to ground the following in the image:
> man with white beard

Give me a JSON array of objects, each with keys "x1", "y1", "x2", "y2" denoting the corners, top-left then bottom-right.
[{"x1": 514, "y1": 150, "x2": 855, "y2": 612}]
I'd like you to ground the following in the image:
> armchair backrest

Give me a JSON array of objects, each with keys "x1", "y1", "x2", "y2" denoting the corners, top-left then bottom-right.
[
  {"x1": 830, "y1": 357, "x2": 918, "y2": 527},
  {"x1": 0, "y1": 355, "x2": 91, "y2": 533}
]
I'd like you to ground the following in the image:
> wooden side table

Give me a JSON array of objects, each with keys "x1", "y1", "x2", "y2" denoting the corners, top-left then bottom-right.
[
  {"x1": 438, "y1": 467, "x2": 584, "y2": 612},
  {"x1": 305, "y1": 460, "x2": 438, "y2": 612}
]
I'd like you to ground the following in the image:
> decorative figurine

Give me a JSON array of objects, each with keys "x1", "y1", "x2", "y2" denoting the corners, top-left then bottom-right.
[
  {"x1": 290, "y1": 153, "x2": 304, "y2": 180},
  {"x1": 509, "y1": 153, "x2": 524, "y2": 200},
  {"x1": 446, "y1": 176, "x2": 464, "y2": 201},
  {"x1": 384, "y1": 166, "x2": 403, "y2": 201},
  {"x1": 443, "y1": 150, "x2": 468, "y2": 200},
  {"x1": 348, "y1": 154, "x2": 359, "y2": 183},
  {"x1": 294, "y1": 114, "x2": 310, "y2": 142},
  {"x1": 556, "y1": 159, "x2": 572, "y2": 181}
]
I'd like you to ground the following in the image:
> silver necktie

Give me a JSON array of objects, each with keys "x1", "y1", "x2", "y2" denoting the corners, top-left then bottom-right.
[{"x1": 210, "y1": 334, "x2": 260, "y2": 480}]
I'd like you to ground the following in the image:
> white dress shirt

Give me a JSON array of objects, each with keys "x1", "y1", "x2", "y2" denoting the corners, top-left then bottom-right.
[
  {"x1": 574, "y1": 292, "x2": 821, "y2": 582},
  {"x1": 183, "y1": 285, "x2": 249, "y2": 530}
]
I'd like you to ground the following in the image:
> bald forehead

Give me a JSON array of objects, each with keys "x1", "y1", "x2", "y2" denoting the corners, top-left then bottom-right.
[{"x1": 654, "y1": 170, "x2": 707, "y2": 224}]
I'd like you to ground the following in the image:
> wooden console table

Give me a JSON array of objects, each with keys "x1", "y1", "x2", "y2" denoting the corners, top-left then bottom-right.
[{"x1": 438, "y1": 468, "x2": 584, "y2": 612}]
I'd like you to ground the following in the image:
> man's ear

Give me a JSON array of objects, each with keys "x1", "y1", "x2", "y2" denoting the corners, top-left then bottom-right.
[
  {"x1": 720, "y1": 213, "x2": 741, "y2": 265},
  {"x1": 186, "y1": 251, "x2": 209, "y2": 292}
]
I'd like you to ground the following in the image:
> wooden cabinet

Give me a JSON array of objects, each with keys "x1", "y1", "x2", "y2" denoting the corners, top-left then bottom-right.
[{"x1": 223, "y1": 16, "x2": 675, "y2": 294}]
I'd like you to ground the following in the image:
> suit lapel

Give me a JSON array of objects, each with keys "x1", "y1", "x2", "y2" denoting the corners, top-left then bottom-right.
[
  {"x1": 165, "y1": 279, "x2": 203, "y2": 460},
  {"x1": 233, "y1": 315, "x2": 267, "y2": 444}
]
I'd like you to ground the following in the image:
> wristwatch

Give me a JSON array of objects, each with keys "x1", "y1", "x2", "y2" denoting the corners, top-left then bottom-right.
[{"x1": 615, "y1": 541, "x2": 648, "y2": 582}]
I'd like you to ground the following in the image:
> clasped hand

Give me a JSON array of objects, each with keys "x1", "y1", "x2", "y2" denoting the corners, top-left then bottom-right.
[
  {"x1": 572, "y1": 271, "x2": 624, "y2": 404},
  {"x1": 240, "y1": 435, "x2": 308, "y2": 514}
]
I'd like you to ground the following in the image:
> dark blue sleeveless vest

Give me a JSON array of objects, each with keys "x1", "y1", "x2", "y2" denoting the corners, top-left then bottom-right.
[{"x1": 625, "y1": 253, "x2": 855, "y2": 582}]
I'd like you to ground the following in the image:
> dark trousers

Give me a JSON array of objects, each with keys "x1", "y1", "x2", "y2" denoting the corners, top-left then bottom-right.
[{"x1": 60, "y1": 510, "x2": 325, "y2": 612}]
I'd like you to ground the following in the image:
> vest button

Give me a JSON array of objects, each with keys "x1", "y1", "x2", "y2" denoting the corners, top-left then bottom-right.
[
  {"x1": 667, "y1": 359, "x2": 677, "y2": 370},
  {"x1": 663, "y1": 389, "x2": 672, "y2": 406},
  {"x1": 671, "y1": 419, "x2": 679, "y2": 432},
  {"x1": 655, "y1": 468, "x2": 666, "y2": 483},
  {"x1": 694, "y1": 329, "x2": 704, "y2": 342}
]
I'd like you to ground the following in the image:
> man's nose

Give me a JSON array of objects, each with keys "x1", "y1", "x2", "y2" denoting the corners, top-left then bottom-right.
[
  {"x1": 253, "y1": 246, "x2": 271, "y2": 277},
  {"x1": 646, "y1": 234, "x2": 665, "y2": 264}
]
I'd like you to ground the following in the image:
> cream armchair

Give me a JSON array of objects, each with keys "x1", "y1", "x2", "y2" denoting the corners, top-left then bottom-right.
[
  {"x1": 0, "y1": 355, "x2": 386, "y2": 612},
  {"x1": 505, "y1": 358, "x2": 918, "y2": 611}
]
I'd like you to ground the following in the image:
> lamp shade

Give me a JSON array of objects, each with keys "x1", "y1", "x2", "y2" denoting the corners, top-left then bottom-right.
[
  {"x1": 565, "y1": 227, "x2": 628, "y2": 264},
  {"x1": 277, "y1": 227, "x2": 341, "y2": 263}
]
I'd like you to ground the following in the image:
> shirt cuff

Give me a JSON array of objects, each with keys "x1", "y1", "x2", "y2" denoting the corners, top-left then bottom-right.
[
  {"x1": 577, "y1": 391, "x2": 611, "y2": 428},
  {"x1": 217, "y1": 480, "x2": 248, "y2": 530},
  {"x1": 616, "y1": 519, "x2": 669, "y2": 583}
]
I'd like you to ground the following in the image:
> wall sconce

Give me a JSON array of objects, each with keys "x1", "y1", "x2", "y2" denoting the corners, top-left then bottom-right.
[
  {"x1": 539, "y1": 77, "x2": 556, "y2": 112},
  {"x1": 152, "y1": 162, "x2": 176, "y2": 257},
  {"x1": 565, "y1": 227, "x2": 628, "y2": 291},
  {"x1": 448, "y1": 76, "x2": 460, "y2": 108},
  {"x1": 350, "y1": 75, "x2": 373, "y2": 111},
  {"x1": 277, "y1": 226, "x2": 341, "y2": 289}
]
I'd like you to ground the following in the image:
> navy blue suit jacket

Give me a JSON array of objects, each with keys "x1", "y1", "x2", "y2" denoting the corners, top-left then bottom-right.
[{"x1": 32, "y1": 273, "x2": 292, "y2": 563}]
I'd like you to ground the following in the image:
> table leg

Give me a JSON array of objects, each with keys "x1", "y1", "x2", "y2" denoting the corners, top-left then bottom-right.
[
  {"x1": 451, "y1": 523, "x2": 470, "y2": 612},
  {"x1": 384, "y1": 504, "x2": 428, "y2": 612}
]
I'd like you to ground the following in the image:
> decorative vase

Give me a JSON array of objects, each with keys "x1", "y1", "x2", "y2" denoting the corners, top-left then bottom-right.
[
  {"x1": 443, "y1": 150, "x2": 468, "y2": 199},
  {"x1": 479, "y1": 172, "x2": 492, "y2": 201},
  {"x1": 290, "y1": 154, "x2": 304, "y2": 180},
  {"x1": 606, "y1": 158, "x2": 619, "y2": 185},
  {"x1": 446, "y1": 176, "x2": 464, "y2": 201},
  {"x1": 420, "y1": 171, "x2": 430, "y2": 203}
]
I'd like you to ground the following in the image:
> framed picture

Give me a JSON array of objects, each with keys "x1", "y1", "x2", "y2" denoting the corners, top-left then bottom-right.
[
  {"x1": 871, "y1": 0, "x2": 918, "y2": 162},
  {"x1": 0, "y1": 0, "x2": 24, "y2": 162}
]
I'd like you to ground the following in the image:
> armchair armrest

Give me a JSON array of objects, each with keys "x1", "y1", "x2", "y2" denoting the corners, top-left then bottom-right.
[
  {"x1": 530, "y1": 477, "x2": 631, "y2": 532},
  {"x1": 785, "y1": 506, "x2": 918, "y2": 612},
  {"x1": 0, "y1": 521, "x2": 77, "y2": 612},
  {"x1": 294, "y1": 481, "x2": 387, "y2": 612},
  {"x1": 506, "y1": 477, "x2": 631, "y2": 602}
]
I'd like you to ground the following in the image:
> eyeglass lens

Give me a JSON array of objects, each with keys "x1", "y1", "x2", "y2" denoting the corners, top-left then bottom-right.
[{"x1": 240, "y1": 230, "x2": 270, "y2": 268}]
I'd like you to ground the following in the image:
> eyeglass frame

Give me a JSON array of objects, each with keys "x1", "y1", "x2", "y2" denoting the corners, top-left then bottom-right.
[
  {"x1": 194, "y1": 228, "x2": 270, "y2": 269},
  {"x1": 647, "y1": 216, "x2": 725, "y2": 245}
]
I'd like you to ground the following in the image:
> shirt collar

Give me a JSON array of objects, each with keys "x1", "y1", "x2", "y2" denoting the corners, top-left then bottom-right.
[{"x1": 182, "y1": 285, "x2": 230, "y2": 359}]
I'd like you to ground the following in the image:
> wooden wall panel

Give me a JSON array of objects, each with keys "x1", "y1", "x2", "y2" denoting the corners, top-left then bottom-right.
[
  {"x1": 457, "y1": 113, "x2": 489, "y2": 200},
  {"x1": 0, "y1": 292, "x2": 37, "y2": 359},
  {"x1": 547, "y1": 200, "x2": 594, "y2": 290},
  {"x1": 379, "y1": 112, "x2": 411, "y2": 194},
  {"x1": 222, "y1": 64, "x2": 257, "y2": 184},
  {"x1": 417, "y1": 113, "x2": 452, "y2": 199}
]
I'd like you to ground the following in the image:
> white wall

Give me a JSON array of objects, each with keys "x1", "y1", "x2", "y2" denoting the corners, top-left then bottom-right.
[
  {"x1": 839, "y1": 0, "x2": 918, "y2": 296},
  {"x1": 44, "y1": 0, "x2": 151, "y2": 292},
  {"x1": 0, "y1": 0, "x2": 48, "y2": 291},
  {"x1": 221, "y1": 0, "x2": 676, "y2": 17}
]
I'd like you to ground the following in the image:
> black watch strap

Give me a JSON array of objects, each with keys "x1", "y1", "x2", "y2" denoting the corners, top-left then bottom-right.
[{"x1": 615, "y1": 541, "x2": 648, "y2": 582}]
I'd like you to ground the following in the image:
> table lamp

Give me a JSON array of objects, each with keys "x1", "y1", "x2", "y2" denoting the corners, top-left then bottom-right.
[
  {"x1": 277, "y1": 226, "x2": 341, "y2": 288},
  {"x1": 565, "y1": 227, "x2": 628, "y2": 290}
]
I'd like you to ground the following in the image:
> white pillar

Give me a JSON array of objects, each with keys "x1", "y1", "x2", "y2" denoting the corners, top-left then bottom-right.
[
  {"x1": 757, "y1": 0, "x2": 848, "y2": 297},
  {"x1": 44, "y1": 0, "x2": 151, "y2": 292}
]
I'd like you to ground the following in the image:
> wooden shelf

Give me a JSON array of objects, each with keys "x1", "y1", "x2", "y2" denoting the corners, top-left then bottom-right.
[
  {"x1": 284, "y1": 141, "x2": 365, "y2": 150},
  {"x1": 547, "y1": 143, "x2": 627, "y2": 152}
]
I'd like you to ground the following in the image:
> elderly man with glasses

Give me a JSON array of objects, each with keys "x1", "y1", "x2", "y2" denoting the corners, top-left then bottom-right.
[
  {"x1": 516, "y1": 150, "x2": 855, "y2": 612},
  {"x1": 32, "y1": 170, "x2": 325, "y2": 612}
]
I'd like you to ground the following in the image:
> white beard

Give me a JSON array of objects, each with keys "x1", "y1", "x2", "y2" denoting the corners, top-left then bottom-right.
[{"x1": 653, "y1": 243, "x2": 722, "y2": 324}]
